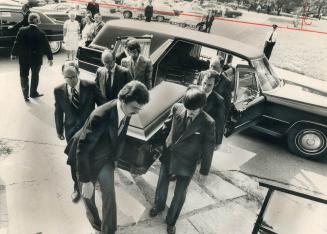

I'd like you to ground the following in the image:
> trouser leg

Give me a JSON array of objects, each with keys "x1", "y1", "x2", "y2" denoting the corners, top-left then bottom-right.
[
  {"x1": 98, "y1": 163, "x2": 116, "y2": 234},
  {"x1": 154, "y1": 163, "x2": 170, "y2": 211},
  {"x1": 166, "y1": 175, "x2": 191, "y2": 226},
  {"x1": 80, "y1": 181, "x2": 102, "y2": 231},
  {"x1": 71, "y1": 165, "x2": 79, "y2": 192},
  {"x1": 19, "y1": 63, "x2": 30, "y2": 98},
  {"x1": 30, "y1": 64, "x2": 41, "y2": 96}
]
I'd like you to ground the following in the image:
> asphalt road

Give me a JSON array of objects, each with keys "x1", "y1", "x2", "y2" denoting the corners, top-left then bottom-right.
[{"x1": 0, "y1": 46, "x2": 326, "y2": 197}]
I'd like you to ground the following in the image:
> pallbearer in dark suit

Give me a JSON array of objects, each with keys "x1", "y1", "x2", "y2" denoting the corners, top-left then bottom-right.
[
  {"x1": 121, "y1": 40, "x2": 153, "y2": 89},
  {"x1": 64, "y1": 81, "x2": 149, "y2": 234},
  {"x1": 54, "y1": 61, "x2": 105, "y2": 203},
  {"x1": 11, "y1": 13, "x2": 53, "y2": 102},
  {"x1": 200, "y1": 70, "x2": 226, "y2": 150},
  {"x1": 150, "y1": 87, "x2": 215, "y2": 234},
  {"x1": 95, "y1": 49, "x2": 132, "y2": 102}
]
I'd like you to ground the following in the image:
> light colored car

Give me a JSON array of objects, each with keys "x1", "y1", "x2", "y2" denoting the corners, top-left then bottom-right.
[
  {"x1": 121, "y1": 2, "x2": 176, "y2": 21},
  {"x1": 169, "y1": 11, "x2": 206, "y2": 30}
]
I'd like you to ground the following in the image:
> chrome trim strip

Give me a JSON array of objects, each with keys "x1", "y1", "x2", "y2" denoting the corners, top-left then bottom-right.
[
  {"x1": 288, "y1": 120, "x2": 327, "y2": 131},
  {"x1": 266, "y1": 95, "x2": 327, "y2": 117},
  {"x1": 261, "y1": 115, "x2": 290, "y2": 124}
]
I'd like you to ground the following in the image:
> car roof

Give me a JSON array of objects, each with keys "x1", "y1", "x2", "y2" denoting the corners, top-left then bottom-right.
[{"x1": 106, "y1": 20, "x2": 262, "y2": 60}]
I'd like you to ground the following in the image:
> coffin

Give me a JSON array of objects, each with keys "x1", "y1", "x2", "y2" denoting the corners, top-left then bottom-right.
[{"x1": 117, "y1": 81, "x2": 187, "y2": 173}]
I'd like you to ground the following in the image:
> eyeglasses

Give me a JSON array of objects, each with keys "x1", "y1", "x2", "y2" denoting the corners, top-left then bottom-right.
[{"x1": 127, "y1": 49, "x2": 139, "y2": 55}]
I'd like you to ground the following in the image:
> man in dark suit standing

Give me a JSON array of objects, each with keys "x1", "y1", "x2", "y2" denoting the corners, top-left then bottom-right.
[
  {"x1": 64, "y1": 81, "x2": 149, "y2": 234},
  {"x1": 195, "y1": 56, "x2": 232, "y2": 120},
  {"x1": 87, "y1": 0, "x2": 100, "y2": 18},
  {"x1": 205, "y1": 10, "x2": 215, "y2": 33},
  {"x1": 121, "y1": 40, "x2": 153, "y2": 89},
  {"x1": 149, "y1": 87, "x2": 215, "y2": 234},
  {"x1": 200, "y1": 70, "x2": 226, "y2": 150},
  {"x1": 9, "y1": 3, "x2": 31, "y2": 30},
  {"x1": 144, "y1": 0, "x2": 154, "y2": 22},
  {"x1": 54, "y1": 61, "x2": 105, "y2": 203},
  {"x1": 95, "y1": 49, "x2": 132, "y2": 102},
  {"x1": 11, "y1": 13, "x2": 53, "y2": 102}
]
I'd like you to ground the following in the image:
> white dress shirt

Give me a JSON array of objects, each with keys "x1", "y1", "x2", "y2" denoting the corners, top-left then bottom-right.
[
  {"x1": 265, "y1": 30, "x2": 278, "y2": 43},
  {"x1": 67, "y1": 79, "x2": 80, "y2": 101},
  {"x1": 116, "y1": 99, "x2": 125, "y2": 128}
]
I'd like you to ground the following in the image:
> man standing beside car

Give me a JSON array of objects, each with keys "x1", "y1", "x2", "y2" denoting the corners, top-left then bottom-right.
[
  {"x1": 144, "y1": 0, "x2": 154, "y2": 22},
  {"x1": 9, "y1": 3, "x2": 31, "y2": 30},
  {"x1": 87, "y1": 0, "x2": 100, "y2": 18},
  {"x1": 95, "y1": 49, "x2": 132, "y2": 102},
  {"x1": 205, "y1": 10, "x2": 215, "y2": 33},
  {"x1": 121, "y1": 40, "x2": 153, "y2": 89},
  {"x1": 64, "y1": 81, "x2": 149, "y2": 234},
  {"x1": 200, "y1": 70, "x2": 226, "y2": 150},
  {"x1": 11, "y1": 13, "x2": 53, "y2": 102},
  {"x1": 195, "y1": 56, "x2": 232, "y2": 120},
  {"x1": 263, "y1": 24, "x2": 278, "y2": 60},
  {"x1": 54, "y1": 61, "x2": 105, "y2": 203},
  {"x1": 149, "y1": 87, "x2": 215, "y2": 234}
]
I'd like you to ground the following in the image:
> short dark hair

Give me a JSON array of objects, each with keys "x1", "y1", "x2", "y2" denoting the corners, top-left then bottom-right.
[
  {"x1": 62, "y1": 61, "x2": 79, "y2": 73},
  {"x1": 126, "y1": 40, "x2": 141, "y2": 53},
  {"x1": 183, "y1": 87, "x2": 206, "y2": 110},
  {"x1": 118, "y1": 81, "x2": 149, "y2": 105}
]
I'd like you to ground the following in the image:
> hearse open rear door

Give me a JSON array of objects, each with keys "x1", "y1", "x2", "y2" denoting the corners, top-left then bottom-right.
[{"x1": 225, "y1": 65, "x2": 265, "y2": 137}]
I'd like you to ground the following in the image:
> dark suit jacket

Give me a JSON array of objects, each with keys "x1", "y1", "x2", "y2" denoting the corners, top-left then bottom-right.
[
  {"x1": 160, "y1": 103, "x2": 215, "y2": 177},
  {"x1": 64, "y1": 100, "x2": 130, "y2": 182},
  {"x1": 121, "y1": 55, "x2": 153, "y2": 89},
  {"x1": 204, "y1": 91, "x2": 225, "y2": 145},
  {"x1": 95, "y1": 65, "x2": 132, "y2": 102},
  {"x1": 11, "y1": 24, "x2": 53, "y2": 66},
  {"x1": 197, "y1": 70, "x2": 232, "y2": 118},
  {"x1": 54, "y1": 79, "x2": 105, "y2": 142}
]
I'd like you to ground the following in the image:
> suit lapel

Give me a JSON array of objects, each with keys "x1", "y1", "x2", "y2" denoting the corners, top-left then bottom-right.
[
  {"x1": 79, "y1": 80, "x2": 87, "y2": 108},
  {"x1": 108, "y1": 103, "x2": 118, "y2": 143},
  {"x1": 176, "y1": 112, "x2": 203, "y2": 144}
]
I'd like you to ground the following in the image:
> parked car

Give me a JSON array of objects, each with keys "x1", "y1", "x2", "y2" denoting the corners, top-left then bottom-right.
[
  {"x1": 169, "y1": 11, "x2": 206, "y2": 30},
  {"x1": 120, "y1": 2, "x2": 176, "y2": 21},
  {"x1": 34, "y1": 2, "x2": 120, "y2": 23},
  {"x1": 77, "y1": 20, "x2": 327, "y2": 169},
  {"x1": 224, "y1": 7, "x2": 242, "y2": 18},
  {"x1": 0, "y1": 5, "x2": 64, "y2": 54}
]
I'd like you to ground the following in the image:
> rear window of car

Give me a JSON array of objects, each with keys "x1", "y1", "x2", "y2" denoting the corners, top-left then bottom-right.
[{"x1": 0, "y1": 11, "x2": 23, "y2": 25}]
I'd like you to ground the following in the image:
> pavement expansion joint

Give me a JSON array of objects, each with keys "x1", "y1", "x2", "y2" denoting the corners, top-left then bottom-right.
[{"x1": 0, "y1": 137, "x2": 65, "y2": 148}]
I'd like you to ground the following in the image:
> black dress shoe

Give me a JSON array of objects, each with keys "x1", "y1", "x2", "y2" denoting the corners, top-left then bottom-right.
[
  {"x1": 30, "y1": 93, "x2": 44, "y2": 98},
  {"x1": 149, "y1": 207, "x2": 163, "y2": 217},
  {"x1": 167, "y1": 224, "x2": 176, "y2": 234},
  {"x1": 71, "y1": 190, "x2": 81, "y2": 203},
  {"x1": 24, "y1": 97, "x2": 30, "y2": 102}
]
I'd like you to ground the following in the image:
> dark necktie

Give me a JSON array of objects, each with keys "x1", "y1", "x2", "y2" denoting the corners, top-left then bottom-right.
[
  {"x1": 106, "y1": 70, "x2": 112, "y2": 97},
  {"x1": 118, "y1": 116, "x2": 127, "y2": 136},
  {"x1": 71, "y1": 87, "x2": 79, "y2": 111},
  {"x1": 184, "y1": 116, "x2": 192, "y2": 131}
]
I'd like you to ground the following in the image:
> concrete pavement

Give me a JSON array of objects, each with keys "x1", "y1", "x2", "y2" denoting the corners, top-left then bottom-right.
[{"x1": 1, "y1": 54, "x2": 327, "y2": 234}]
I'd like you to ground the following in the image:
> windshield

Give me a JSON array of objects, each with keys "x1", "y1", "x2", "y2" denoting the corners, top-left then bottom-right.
[{"x1": 252, "y1": 58, "x2": 280, "y2": 91}]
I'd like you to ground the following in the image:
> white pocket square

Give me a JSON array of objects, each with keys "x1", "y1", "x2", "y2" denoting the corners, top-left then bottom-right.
[{"x1": 194, "y1": 132, "x2": 201, "y2": 135}]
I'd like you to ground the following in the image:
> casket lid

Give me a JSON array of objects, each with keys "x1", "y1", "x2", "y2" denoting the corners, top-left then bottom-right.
[{"x1": 127, "y1": 81, "x2": 187, "y2": 141}]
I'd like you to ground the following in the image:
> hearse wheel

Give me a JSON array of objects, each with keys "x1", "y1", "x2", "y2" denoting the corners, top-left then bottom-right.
[
  {"x1": 287, "y1": 124, "x2": 327, "y2": 160},
  {"x1": 123, "y1": 11, "x2": 132, "y2": 18}
]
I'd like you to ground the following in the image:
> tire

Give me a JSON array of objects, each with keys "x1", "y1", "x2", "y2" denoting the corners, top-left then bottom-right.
[
  {"x1": 49, "y1": 41, "x2": 61, "y2": 54},
  {"x1": 287, "y1": 124, "x2": 327, "y2": 160},
  {"x1": 157, "y1": 15, "x2": 164, "y2": 22},
  {"x1": 123, "y1": 11, "x2": 132, "y2": 18}
]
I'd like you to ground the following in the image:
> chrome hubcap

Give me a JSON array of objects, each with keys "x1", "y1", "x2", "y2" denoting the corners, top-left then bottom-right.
[{"x1": 296, "y1": 130, "x2": 326, "y2": 154}]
